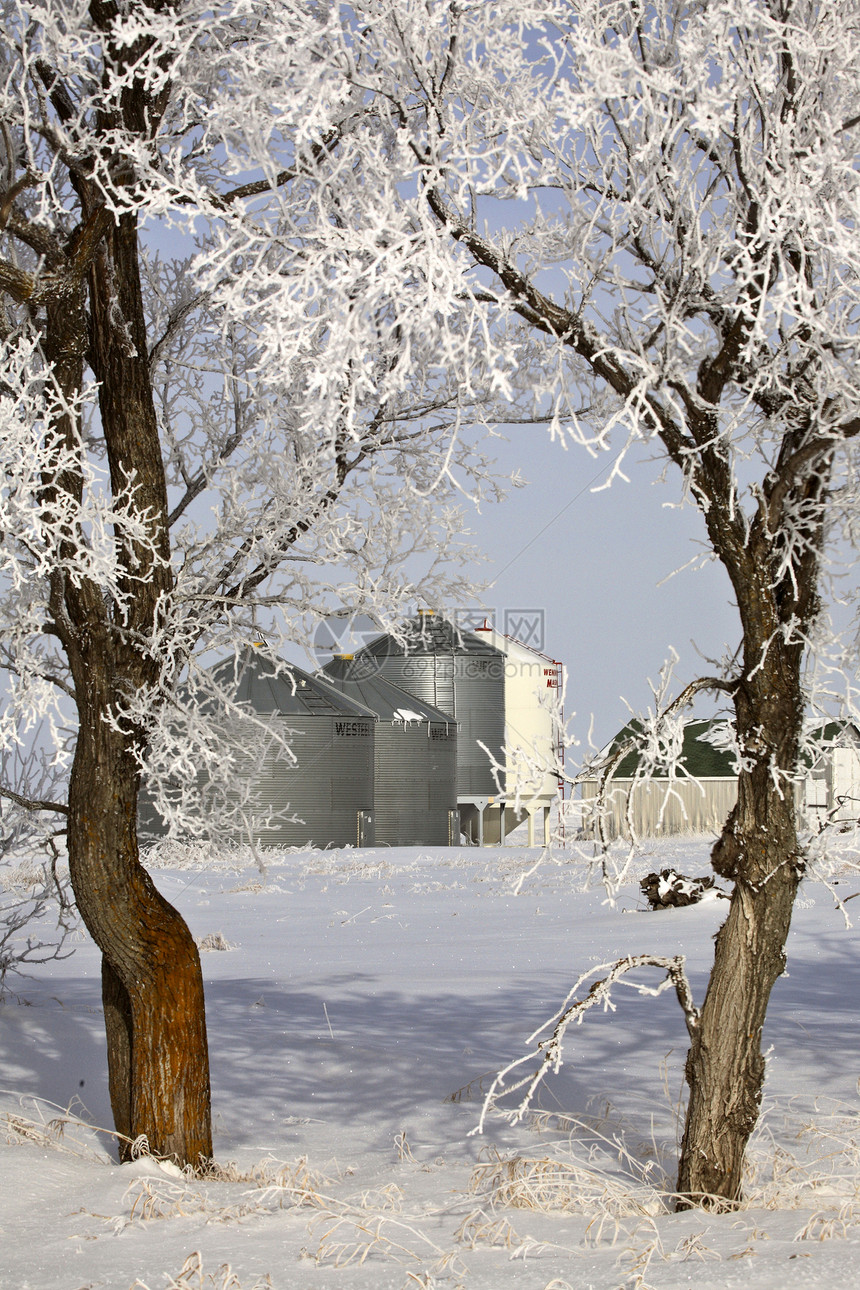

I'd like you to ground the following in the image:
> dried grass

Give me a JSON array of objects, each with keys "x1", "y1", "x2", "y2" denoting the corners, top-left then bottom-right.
[
  {"x1": 465, "y1": 1093, "x2": 860, "y2": 1278},
  {"x1": 129, "y1": 1250, "x2": 273, "y2": 1290},
  {"x1": 469, "y1": 1146, "x2": 667, "y2": 1247},
  {"x1": 0, "y1": 858, "x2": 51, "y2": 892},
  {"x1": 311, "y1": 1210, "x2": 468, "y2": 1278},
  {"x1": 120, "y1": 1154, "x2": 333, "y2": 1229},
  {"x1": 741, "y1": 1099, "x2": 860, "y2": 1217},
  {"x1": 2, "y1": 1093, "x2": 114, "y2": 1161},
  {"x1": 394, "y1": 1129, "x2": 418, "y2": 1163},
  {"x1": 142, "y1": 840, "x2": 262, "y2": 873},
  {"x1": 124, "y1": 1176, "x2": 208, "y2": 1224},
  {"x1": 10, "y1": 1083, "x2": 860, "y2": 1289},
  {"x1": 794, "y1": 1207, "x2": 856, "y2": 1241},
  {"x1": 614, "y1": 1219, "x2": 725, "y2": 1290},
  {"x1": 197, "y1": 1153, "x2": 326, "y2": 1189},
  {"x1": 454, "y1": 1207, "x2": 522, "y2": 1250},
  {"x1": 2, "y1": 1095, "x2": 333, "y2": 1216}
]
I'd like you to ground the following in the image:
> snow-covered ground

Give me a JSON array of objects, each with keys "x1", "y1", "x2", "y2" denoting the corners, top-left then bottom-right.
[{"x1": 2, "y1": 837, "x2": 860, "y2": 1289}]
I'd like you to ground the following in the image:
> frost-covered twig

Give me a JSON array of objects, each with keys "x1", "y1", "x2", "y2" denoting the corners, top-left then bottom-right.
[
  {"x1": 0, "y1": 730, "x2": 75, "y2": 993},
  {"x1": 472, "y1": 955, "x2": 699, "y2": 1135}
]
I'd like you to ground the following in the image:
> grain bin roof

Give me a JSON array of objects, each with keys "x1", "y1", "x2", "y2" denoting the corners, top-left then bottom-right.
[
  {"x1": 322, "y1": 655, "x2": 457, "y2": 722},
  {"x1": 360, "y1": 613, "x2": 504, "y2": 658},
  {"x1": 211, "y1": 649, "x2": 375, "y2": 718}
]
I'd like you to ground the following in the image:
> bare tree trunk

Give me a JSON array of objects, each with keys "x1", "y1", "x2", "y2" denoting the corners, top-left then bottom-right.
[
  {"x1": 676, "y1": 829, "x2": 799, "y2": 1202},
  {"x1": 68, "y1": 700, "x2": 212, "y2": 1165},
  {"x1": 676, "y1": 650, "x2": 803, "y2": 1205}
]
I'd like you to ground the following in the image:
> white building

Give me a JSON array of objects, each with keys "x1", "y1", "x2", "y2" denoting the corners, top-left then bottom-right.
[
  {"x1": 578, "y1": 719, "x2": 860, "y2": 840},
  {"x1": 470, "y1": 621, "x2": 563, "y2": 846}
]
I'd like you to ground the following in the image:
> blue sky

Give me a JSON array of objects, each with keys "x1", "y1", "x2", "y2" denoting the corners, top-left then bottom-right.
[
  {"x1": 290, "y1": 420, "x2": 744, "y2": 757},
  {"x1": 461, "y1": 423, "x2": 741, "y2": 751}
]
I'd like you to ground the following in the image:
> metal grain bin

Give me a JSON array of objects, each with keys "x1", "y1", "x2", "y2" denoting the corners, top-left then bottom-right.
[
  {"x1": 322, "y1": 655, "x2": 458, "y2": 846},
  {"x1": 352, "y1": 613, "x2": 506, "y2": 842},
  {"x1": 141, "y1": 649, "x2": 377, "y2": 848}
]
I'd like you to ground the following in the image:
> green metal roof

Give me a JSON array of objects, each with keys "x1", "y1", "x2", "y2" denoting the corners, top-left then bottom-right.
[
  {"x1": 608, "y1": 719, "x2": 737, "y2": 779},
  {"x1": 607, "y1": 718, "x2": 860, "y2": 779},
  {"x1": 799, "y1": 721, "x2": 860, "y2": 766}
]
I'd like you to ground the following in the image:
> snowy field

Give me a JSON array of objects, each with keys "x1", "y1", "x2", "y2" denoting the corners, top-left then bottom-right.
[{"x1": 2, "y1": 837, "x2": 860, "y2": 1290}]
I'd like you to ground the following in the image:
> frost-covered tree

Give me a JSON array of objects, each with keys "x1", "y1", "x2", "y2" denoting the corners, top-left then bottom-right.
[
  {"x1": 6, "y1": 0, "x2": 859, "y2": 1202},
  {"x1": 290, "y1": 0, "x2": 860, "y2": 1204},
  {"x1": 0, "y1": 0, "x2": 501, "y2": 1166}
]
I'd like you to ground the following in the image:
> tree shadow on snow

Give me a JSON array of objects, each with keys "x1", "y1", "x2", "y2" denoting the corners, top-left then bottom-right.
[
  {"x1": 204, "y1": 969, "x2": 697, "y2": 1157},
  {"x1": 4, "y1": 927, "x2": 858, "y2": 1170}
]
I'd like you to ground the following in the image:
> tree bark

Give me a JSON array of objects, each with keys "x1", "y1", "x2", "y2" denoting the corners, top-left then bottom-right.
[
  {"x1": 676, "y1": 641, "x2": 804, "y2": 1205},
  {"x1": 38, "y1": 156, "x2": 213, "y2": 1164},
  {"x1": 68, "y1": 211, "x2": 213, "y2": 1167},
  {"x1": 676, "y1": 817, "x2": 799, "y2": 1203},
  {"x1": 68, "y1": 698, "x2": 212, "y2": 1165}
]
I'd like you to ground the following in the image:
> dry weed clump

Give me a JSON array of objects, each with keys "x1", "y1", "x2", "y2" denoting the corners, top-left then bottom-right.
[
  {"x1": 4, "y1": 1110, "x2": 69, "y2": 1149},
  {"x1": 141, "y1": 840, "x2": 262, "y2": 873},
  {"x1": 740, "y1": 1100, "x2": 860, "y2": 1219},
  {"x1": 124, "y1": 1176, "x2": 210, "y2": 1225},
  {"x1": 198, "y1": 1153, "x2": 326, "y2": 1190},
  {"x1": 615, "y1": 1219, "x2": 723, "y2": 1290},
  {"x1": 311, "y1": 1208, "x2": 467, "y2": 1278},
  {"x1": 120, "y1": 1154, "x2": 334, "y2": 1228},
  {"x1": 3, "y1": 1098, "x2": 340, "y2": 1233},
  {"x1": 129, "y1": 1249, "x2": 272, "y2": 1289},
  {"x1": 0, "y1": 858, "x2": 51, "y2": 892},
  {"x1": 470, "y1": 1147, "x2": 668, "y2": 1235},
  {"x1": 794, "y1": 1206, "x2": 856, "y2": 1241},
  {"x1": 454, "y1": 1207, "x2": 522, "y2": 1251},
  {"x1": 452, "y1": 1206, "x2": 574, "y2": 1267},
  {"x1": 2, "y1": 1095, "x2": 111, "y2": 1162}
]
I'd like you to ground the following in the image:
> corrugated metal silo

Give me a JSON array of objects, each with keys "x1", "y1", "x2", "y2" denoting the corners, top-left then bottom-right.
[
  {"x1": 322, "y1": 654, "x2": 458, "y2": 846},
  {"x1": 353, "y1": 612, "x2": 506, "y2": 842},
  {"x1": 141, "y1": 648, "x2": 377, "y2": 848}
]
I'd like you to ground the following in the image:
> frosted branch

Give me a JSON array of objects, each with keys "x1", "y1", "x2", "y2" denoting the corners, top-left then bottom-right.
[{"x1": 472, "y1": 955, "x2": 699, "y2": 1136}]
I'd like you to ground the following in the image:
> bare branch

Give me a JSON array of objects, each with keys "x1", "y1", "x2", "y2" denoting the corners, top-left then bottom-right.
[{"x1": 0, "y1": 785, "x2": 69, "y2": 816}]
